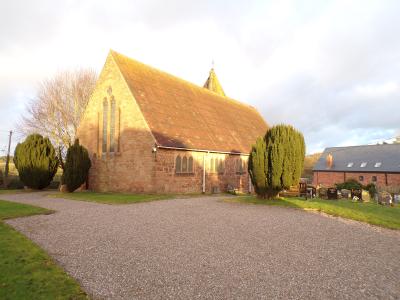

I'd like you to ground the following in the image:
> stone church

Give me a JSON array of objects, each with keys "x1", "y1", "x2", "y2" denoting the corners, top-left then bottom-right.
[{"x1": 77, "y1": 50, "x2": 268, "y2": 193}]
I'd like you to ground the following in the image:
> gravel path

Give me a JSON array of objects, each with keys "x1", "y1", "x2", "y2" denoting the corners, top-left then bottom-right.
[{"x1": 2, "y1": 192, "x2": 400, "y2": 299}]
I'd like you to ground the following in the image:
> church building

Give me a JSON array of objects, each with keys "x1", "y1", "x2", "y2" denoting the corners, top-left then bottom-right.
[{"x1": 77, "y1": 50, "x2": 268, "y2": 193}]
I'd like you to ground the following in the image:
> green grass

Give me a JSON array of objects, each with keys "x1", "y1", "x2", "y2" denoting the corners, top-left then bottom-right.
[
  {"x1": 49, "y1": 191, "x2": 176, "y2": 204},
  {"x1": 228, "y1": 196, "x2": 400, "y2": 230},
  {"x1": 0, "y1": 199, "x2": 87, "y2": 299}
]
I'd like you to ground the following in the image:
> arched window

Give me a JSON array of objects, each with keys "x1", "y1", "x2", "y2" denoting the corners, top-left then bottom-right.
[
  {"x1": 236, "y1": 158, "x2": 244, "y2": 174},
  {"x1": 175, "y1": 156, "x2": 182, "y2": 173},
  {"x1": 218, "y1": 159, "x2": 224, "y2": 174},
  {"x1": 182, "y1": 156, "x2": 188, "y2": 172},
  {"x1": 188, "y1": 157, "x2": 193, "y2": 173},
  {"x1": 102, "y1": 98, "x2": 108, "y2": 153},
  {"x1": 110, "y1": 97, "x2": 116, "y2": 152}
]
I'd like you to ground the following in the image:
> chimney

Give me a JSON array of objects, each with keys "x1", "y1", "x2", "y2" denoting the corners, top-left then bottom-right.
[{"x1": 326, "y1": 153, "x2": 333, "y2": 169}]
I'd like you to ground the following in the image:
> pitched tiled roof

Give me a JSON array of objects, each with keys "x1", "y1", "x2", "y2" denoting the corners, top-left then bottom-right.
[
  {"x1": 203, "y1": 68, "x2": 226, "y2": 96},
  {"x1": 111, "y1": 50, "x2": 268, "y2": 154},
  {"x1": 313, "y1": 144, "x2": 400, "y2": 173}
]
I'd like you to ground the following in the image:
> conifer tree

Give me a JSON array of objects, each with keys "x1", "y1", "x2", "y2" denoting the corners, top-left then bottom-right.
[
  {"x1": 248, "y1": 137, "x2": 268, "y2": 196},
  {"x1": 249, "y1": 124, "x2": 305, "y2": 199},
  {"x1": 63, "y1": 139, "x2": 91, "y2": 192},
  {"x1": 14, "y1": 134, "x2": 58, "y2": 189}
]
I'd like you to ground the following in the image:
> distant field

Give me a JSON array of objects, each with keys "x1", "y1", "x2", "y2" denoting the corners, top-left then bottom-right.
[
  {"x1": 0, "y1": 162, "x2": 63, "y2": 178},
  {"x1": 0, "y1": 162, "x2": 18, "y2": 176}
]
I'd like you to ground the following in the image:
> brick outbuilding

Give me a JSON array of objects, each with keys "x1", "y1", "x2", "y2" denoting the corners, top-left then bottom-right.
[
  {"x1": 313, "y1": 144, "x2": 400, "y2": 187},
  {"x1": 77, "y1": 50, "x2": 269, "y2": 193}
]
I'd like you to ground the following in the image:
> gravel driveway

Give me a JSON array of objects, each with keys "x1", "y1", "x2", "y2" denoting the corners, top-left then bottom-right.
[{"x1": 3, "y1": 192, "x2": 400, "y2": 299}]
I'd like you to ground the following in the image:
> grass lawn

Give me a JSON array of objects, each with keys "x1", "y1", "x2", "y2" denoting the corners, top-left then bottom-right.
[
  {"x1": 49, "y1": 191, "x2": 177, "y2": 204},
  {"x1": 228, "y1": 196, "x2": 400, "y2": 230},
  {"x1": 0, "y1": 199, "x2": 87, "y2": 299}
]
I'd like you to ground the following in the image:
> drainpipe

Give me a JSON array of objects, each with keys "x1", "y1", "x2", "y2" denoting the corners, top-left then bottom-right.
[{"x1": 202, "y1": 152, "x2": 208, "y2": 193}]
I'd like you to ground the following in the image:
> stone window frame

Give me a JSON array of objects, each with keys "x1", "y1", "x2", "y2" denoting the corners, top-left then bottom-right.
[
  {"x1": 217, "y1": 158, "x2": 225, "y2": 174},
  {"x1": 102, "y1": 98, "x2": 108, "y2": 154},
  {"x1": 100, "y1": 88, "x2": 121, "y2": 157},
  {"x1": 175, "y1": 154, "x2": 194, "y2": 175},
  {"x1": 236, "y1": 158, "x2": 246, "y2": 175},
  {"x1": 109, "y1": 96, "x2": 116, "y2": 153},
  {"x1": 209, "y1": 156, "x2": 225, "y2": 174},
  {"x1": 209, "y1": 157, "x2": 215, "y2": 173}
]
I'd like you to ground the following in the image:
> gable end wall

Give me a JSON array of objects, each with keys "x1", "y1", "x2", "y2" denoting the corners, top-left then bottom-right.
[{"x1": 77, "y1": 53, "x2": 157, "y2": 192}]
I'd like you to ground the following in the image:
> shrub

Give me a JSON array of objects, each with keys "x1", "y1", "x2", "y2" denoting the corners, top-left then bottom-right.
[
  {"x1": 336, "y1": 180, "x2": 378, "y2": 200},
  {"x1": 13, "y1": 134, "x2": 58, "y2": 189},
  {"x1": 63, "y1": 139, "x2": 91, "y2": 192},
  {"x1": 364, "y1": 183, "x2": 377, "y2": 199},
  {"x1": 6, "y1": 177, "x2": 25, "y2": 189},
  {"x1": 335, "y1": 179, "x2": 362, "y2": 191},
  {"x1": 249, "y1": 124, "x2": 305, "y2": 199}
]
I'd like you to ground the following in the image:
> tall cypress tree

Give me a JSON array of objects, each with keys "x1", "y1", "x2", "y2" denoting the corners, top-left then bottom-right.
[
  {"x1": 14, "y1": 134, "x2": 58, "y2": 189},
  {"x1": 249, "y1": 137, "x2": 267, "y2": 197},
  {"x1": 63, "y1": 139, "x2": 91, "y2": 192},
  {"x1": 249, "y1": 124, "x2": 305, "y2": 199}
]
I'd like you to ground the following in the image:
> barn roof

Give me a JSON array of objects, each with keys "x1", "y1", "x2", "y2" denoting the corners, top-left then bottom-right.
[
  {"x1": 111, "y1": 50, "x2": 268, "y2": 154},
  {"x1": 313, "y1": 144, "x2": 400, "y2": 173}
]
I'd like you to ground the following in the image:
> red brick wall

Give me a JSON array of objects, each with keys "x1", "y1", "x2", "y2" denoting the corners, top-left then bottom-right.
[
  {"x1": 313, "y1": 171, "x2": 400, "y2": 187},
  {"x1": 313, "y1": 172, "x2": 344, "y2": 187},
  {"x1": 387, "y1": 174, "x2": 400, "y2": 186}
]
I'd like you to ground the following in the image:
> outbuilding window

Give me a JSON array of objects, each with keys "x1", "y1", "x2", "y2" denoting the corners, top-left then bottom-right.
[
  {"x1": 359, "y1": 176, "x2": 364, "y2": 182},
  {"x1": 372, "y1": 176, "x2": 377, "y2": 182}
]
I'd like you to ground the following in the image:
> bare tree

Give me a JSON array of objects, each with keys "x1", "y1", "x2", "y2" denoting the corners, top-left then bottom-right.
[{"x1": 20, "y1": 69, "x2": 97, "y2": 167}]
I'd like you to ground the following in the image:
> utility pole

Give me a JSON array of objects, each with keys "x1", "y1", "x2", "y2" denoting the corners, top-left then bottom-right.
[{"x1": 4, "y1": 130, "x2": 12, "y2": 187}]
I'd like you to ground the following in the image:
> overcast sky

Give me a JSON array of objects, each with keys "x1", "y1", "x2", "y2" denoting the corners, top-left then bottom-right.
[{"x1": 1, "y1": 0, "x2": 399, "y2": 154}]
